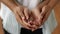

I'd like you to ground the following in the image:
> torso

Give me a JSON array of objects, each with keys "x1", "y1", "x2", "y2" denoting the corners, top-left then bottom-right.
[{"x1": 17, "y1": 0, "x2": 43, "y2": 9}]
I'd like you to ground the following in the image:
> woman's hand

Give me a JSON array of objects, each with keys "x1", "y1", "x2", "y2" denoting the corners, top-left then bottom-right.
[
  {"x1": 12, "y1": 5, "x2": 34, "y2": 30},
  {"x1": 28, "y1": 7, "x2": 43, "y2": 31}
]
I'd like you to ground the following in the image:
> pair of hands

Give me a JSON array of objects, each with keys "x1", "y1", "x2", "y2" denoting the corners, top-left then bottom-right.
[{"x1": 12, "y1": 5, "x2": 52, "y2": 31}]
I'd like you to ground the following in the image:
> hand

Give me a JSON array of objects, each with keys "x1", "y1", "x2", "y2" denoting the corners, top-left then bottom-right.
[
  {"x1": 29, "y1": 7, "x2": 43, "y2": 31},
  {"x1": 41, "y1": 5, "x2": 52, "y2": 23},
  {"x1": 31, "y1": 7, "x2": 42, "y2": 26},
  {"x1": 30, "y1": 5, "x2": 52, "y2": 31},
  {"x1": 12, "y1": 5, "x2": 33, "y2": 30}
]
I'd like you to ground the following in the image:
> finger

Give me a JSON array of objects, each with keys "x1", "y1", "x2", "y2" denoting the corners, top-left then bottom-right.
[
  {"x1": 28, "y1": 21, "x2": 39, "y2": 31},
  {"x1": 15, "y1": 12, "x2": 23, "y2": 24},
  {"x1": 34, "y1": 21, "x2": 42, "y2": 28},
  {"x1": 17, "y1": 8, "x2": 25, "y2": 20},
  {"x1": 21, "y1": 21, "x2": 31, "y2": 30},
  {"x1": 15, "y1": 11, "x2": 31, "y2": 29},
  {"x1": 32, "y1": 25, "x2": 39, "y2": 31},
  {"x1": 24, "y1": 8, "x2": 29, "y2": 19},
  {"x1": 22, "y1": 18, "x2": 33, "y2": 30},
  {"x1": 41, "y1": 6, "x2": 47, "y2": 16},
  {"x1": 29, "y1": 21, "x2": 41, "y2": 31},
  {"x1": 36, "y1": 18, "x2": 42, "y2": 25},
  {"x1": 28, "y1": 15, "x2": 42, "y2": 27},
  {"x1": 15, "y1": 10, "x2": 32, "y2": 30},
  {"x1": 42, "y1": 10, "x2": 51, "y2": 23}
]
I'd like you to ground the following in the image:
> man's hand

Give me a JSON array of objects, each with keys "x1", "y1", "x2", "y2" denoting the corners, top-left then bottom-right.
[
  {"x1": 29, "y1": 0, "x2": 50, "y2": 31},
  {"x1": 41, "y1": 5, "x2": 52, "y2": 23}
]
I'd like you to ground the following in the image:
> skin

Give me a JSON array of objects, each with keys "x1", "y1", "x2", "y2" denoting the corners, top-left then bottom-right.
[
  {"x1": 0, "y1": 17, "x2": 4, "y2": 34},
  {"x1": 0, "y1": 1, "x2": 1, "y2": 9}
]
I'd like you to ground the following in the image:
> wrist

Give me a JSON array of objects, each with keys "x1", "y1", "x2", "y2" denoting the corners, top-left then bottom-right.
[
  {"x1": 9, "y1": 5, "x2": 17, "y2": 13},
  {"x1": 46, "y1": 5, "x2": 53, "y2": 10},
  {"x1": 47, "y1": 3, "x2": 54, "y2": 9},
  {"x1": 47, "y1": 0, "x2": 59, "y2": 9},
  {"x1": 38, "y1": 0, "x2": 50, "y2": 9}
]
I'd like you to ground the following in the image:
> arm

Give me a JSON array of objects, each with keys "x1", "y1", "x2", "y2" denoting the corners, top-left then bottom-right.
[
  {"x1": 38, "y1": 0, "x2": 50, "y2": 9},
  {"x1": 47, "y1": 0, "x2": 60, "y2": 9},
  {"x1": 38, "y1": 0, "x2": 59, "y2": 9},
  {"x1": 0, "y1": 17, "x2": 4, "y2": 34},
  {"x1": 1, "y1": 0, "x2": 20, "y2": 11}
]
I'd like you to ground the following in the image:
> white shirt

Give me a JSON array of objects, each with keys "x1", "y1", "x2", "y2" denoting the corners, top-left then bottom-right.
[{"x1": 0, "y1": 0, "x2": 57, "y2": 34}]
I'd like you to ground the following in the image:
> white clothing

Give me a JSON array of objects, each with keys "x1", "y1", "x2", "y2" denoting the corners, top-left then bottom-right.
[{"x1": 0, "y1": 0, "x2": 57, "y2": 34}]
